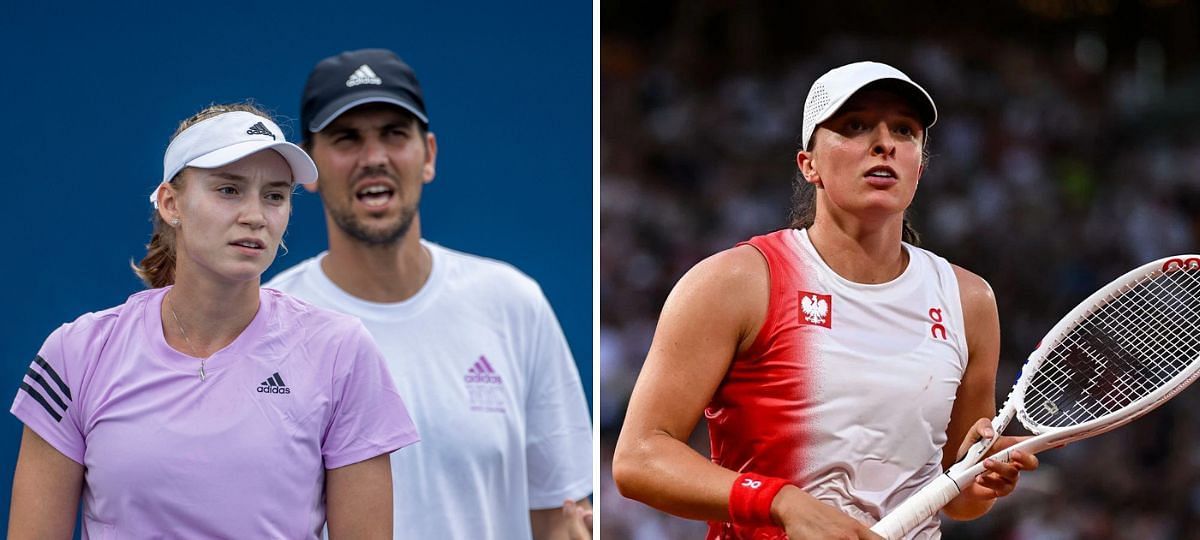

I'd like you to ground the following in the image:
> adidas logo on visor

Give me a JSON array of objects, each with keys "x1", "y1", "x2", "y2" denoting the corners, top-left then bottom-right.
[
  {"x1": 246, "y1": 122, "x2": 276, "y2": 140},
  {"x1": 346, "y1": 64, "x2": 383, "y2": 87}
]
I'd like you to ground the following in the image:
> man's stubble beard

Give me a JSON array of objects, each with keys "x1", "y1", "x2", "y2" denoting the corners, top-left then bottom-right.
[
  {"x1": 325, "y1": 197, "x2": 417, "y2": 247},
  {"x1": 315, "y1": 158, "x2": 426, "y2": 248}
]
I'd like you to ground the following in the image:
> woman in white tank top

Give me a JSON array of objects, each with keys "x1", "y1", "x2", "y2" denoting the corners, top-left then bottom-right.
[{"x1": 613, "y1": 62, "x2": 1040, "y2": 539}]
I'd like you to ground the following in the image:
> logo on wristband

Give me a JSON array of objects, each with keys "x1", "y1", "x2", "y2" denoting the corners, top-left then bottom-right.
[{"x1": 731, "y1": 473, "x2": 789, "y2": 527}]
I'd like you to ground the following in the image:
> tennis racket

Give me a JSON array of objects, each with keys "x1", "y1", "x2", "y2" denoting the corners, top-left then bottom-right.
[{"x1": 871, "y1": 254, "x2": 1200, "y2": 539}]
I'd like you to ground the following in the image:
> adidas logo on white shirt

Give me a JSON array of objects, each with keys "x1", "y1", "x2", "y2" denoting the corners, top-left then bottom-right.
[
  {"x1": 464, "y1": 356, "x2": 503, "y2": 385},
  {"x1": 463, "y1": 356, "x2": 506, "y2": 413},
  {"x1": 345, "y1": 64, "x2": 382, "y2": 87}
]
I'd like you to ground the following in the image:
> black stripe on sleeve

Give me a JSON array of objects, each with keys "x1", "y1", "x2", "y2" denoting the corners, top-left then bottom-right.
[
  {"x1": 33, "y1": 355, "x2": 71, "y2": 401},
  {"x1": 19, "y1": 383, "x2": 63, "y2": 422},
  {"x1": 25, "y1": 368, "x2": 68, "y2": 411}
]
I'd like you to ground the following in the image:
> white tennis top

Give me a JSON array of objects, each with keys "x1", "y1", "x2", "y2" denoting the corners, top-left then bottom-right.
[{"x1": 707, "y1": 229, "x2": 968, "y2": 539}]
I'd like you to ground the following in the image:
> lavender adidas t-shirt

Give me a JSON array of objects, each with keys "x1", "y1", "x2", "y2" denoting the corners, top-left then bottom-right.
[{"x1": 12, "y1": 287, "x2": 420, "y2": 539}]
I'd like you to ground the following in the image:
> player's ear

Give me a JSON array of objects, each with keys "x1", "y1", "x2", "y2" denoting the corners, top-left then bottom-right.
[
  {"x1": 157, "y1": 179, "x2": 183, "y2": 225},
  {"x1": 303, "y1": 178, "x2": 319, "y2": 193},
  {"x1": 797, "y1": 150, "x2": 822, "y2": 187},
  {"x1": 423, "y1": 131, "x2": 437, "y2": 184}
]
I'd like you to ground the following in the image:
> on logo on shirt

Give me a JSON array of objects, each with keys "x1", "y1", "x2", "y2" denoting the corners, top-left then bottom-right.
[
  {"x1": 929, "y1": 308, "x2": 948, "y2": 340},
  {"x1": 798, "y1": 291, "x2": 832, "y2": 328}
]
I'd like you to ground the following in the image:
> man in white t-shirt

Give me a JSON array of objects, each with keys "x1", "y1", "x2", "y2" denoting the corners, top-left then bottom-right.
[{"x1": 267, "y1": 48, "x2": 592, "y2": 539}]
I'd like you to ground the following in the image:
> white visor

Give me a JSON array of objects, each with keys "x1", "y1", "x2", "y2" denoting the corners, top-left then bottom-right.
[{"x1": 150, "y1": 111, "x2": 318, "y2": 207}]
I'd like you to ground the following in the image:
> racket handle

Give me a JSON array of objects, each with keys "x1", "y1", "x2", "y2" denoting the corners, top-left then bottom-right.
[
  {"x1": 948, "y1": 435, "x2": 995, "y2": 477},
  {"x1": 870, "y1": 474, "x2": 961, "y2": 540}
]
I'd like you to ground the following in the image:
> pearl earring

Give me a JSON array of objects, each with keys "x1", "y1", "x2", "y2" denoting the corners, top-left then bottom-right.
[{"x1": 171, "y1": 219, "x2": 181, "y2": 227}]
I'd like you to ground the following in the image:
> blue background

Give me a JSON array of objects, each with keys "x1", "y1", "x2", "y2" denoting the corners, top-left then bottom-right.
[{"x1": 0, "y1": 1, "x2": 591, "y2": 529}]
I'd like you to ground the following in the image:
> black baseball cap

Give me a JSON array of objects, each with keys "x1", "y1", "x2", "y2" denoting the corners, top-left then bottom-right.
[{"x1": 301, "y1": 48, "x2": 429, "y2": 134}]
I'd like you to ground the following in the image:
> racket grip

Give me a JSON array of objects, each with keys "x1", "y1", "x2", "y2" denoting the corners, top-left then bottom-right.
[
  {"x1": 949, "y1": 436, "x2": 995, "y2": 477},
  {"x1": 870, "y1": 474, "x2": 961, "y2": 540}
]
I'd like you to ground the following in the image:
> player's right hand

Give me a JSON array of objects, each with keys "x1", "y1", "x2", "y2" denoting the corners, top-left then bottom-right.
[
  {"x1": 954, "y1": 418, "x2": 1039, "y2": 503},
  {"x1": 771, "y1": 485, "x2": 883, "y2": 539}
]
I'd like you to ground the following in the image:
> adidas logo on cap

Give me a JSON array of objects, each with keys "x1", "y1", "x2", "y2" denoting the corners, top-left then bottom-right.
[
  {"x1": 257, "y1": 372, "x2": 291, "y2": 395},
  {"x1": 345, "y1": 64, "x2": 382, "y2": 87}
]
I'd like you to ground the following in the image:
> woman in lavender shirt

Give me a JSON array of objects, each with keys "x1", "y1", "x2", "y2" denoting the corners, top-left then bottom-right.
[{"x1": 9, "y1": 103, "x2": 420, "y2": 539}]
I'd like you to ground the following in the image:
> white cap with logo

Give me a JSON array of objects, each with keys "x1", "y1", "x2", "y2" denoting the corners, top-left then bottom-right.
[
  {"x1": 801, "y1": 61, "x2": 938, "y2": 150},
  {"x1": 149, "y1": 111, "x2": 318, "y2": 208}
]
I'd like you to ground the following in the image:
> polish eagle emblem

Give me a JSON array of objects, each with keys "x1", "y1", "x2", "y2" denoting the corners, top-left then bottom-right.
[{"x1": 801, "y1": 294, "x2": 829, "y2": 325}]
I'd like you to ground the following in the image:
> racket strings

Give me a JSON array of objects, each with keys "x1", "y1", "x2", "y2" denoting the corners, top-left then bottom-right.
[
  {"x1": 1021, "y1": 268, "x2": 1200, "y2": 430},
  {"x1": 1033, "y1": 294, "x2": 1192, "y2": 423}
]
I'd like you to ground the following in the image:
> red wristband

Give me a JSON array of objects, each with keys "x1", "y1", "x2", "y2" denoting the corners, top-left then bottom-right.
[{"x1": 729, "y1": 473, "x2": 789, "y2": 527}]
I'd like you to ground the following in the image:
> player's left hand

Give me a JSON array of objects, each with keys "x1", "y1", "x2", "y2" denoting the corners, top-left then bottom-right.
[{"x1": 956, "y1": 418, "x2": 1039, "y2": 501}]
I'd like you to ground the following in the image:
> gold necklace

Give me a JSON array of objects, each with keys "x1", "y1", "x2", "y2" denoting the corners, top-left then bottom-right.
[{"x1": 167, "y1": 293, "x2": 207, "y2": 381}]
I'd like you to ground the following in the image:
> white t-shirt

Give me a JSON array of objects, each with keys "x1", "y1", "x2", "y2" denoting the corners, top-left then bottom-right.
[{"x1": 267, "y1": 241, "x2": 591, "y2": 539}]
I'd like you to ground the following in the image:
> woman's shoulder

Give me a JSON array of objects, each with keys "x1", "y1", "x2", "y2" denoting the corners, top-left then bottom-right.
[
  {"x1": 262, "y1": 287, "x2": 365, "y2": 334},
  {"x1": 38, "y1": 289, "x2": 161, "y2": 371},
  {"x1": 945, "y1": 263, "x2": 999, "y2": 333},
  {"x1": 261, "y1": 288, "x2": 376, "y2": 358},
  {"x1": 907, "y1": 245, "x2": 994, "y2": 302},
  {"x1": 684, "y1": 244, "x2": 768, "y2": 291},
  {"x1": 948, "y1": 264, "x2": 995, "y2": 305},
  {"x1": 665, "y1": 244, "x2": 769, "y2": 328},
  {"x1": 58, "y1": 289, "x2": 158, "y2": 339}
]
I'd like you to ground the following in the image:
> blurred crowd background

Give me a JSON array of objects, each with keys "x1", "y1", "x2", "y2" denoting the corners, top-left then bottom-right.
[{"x1": 600, "y1": 1, "x2": 1200, "y2": 538}]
